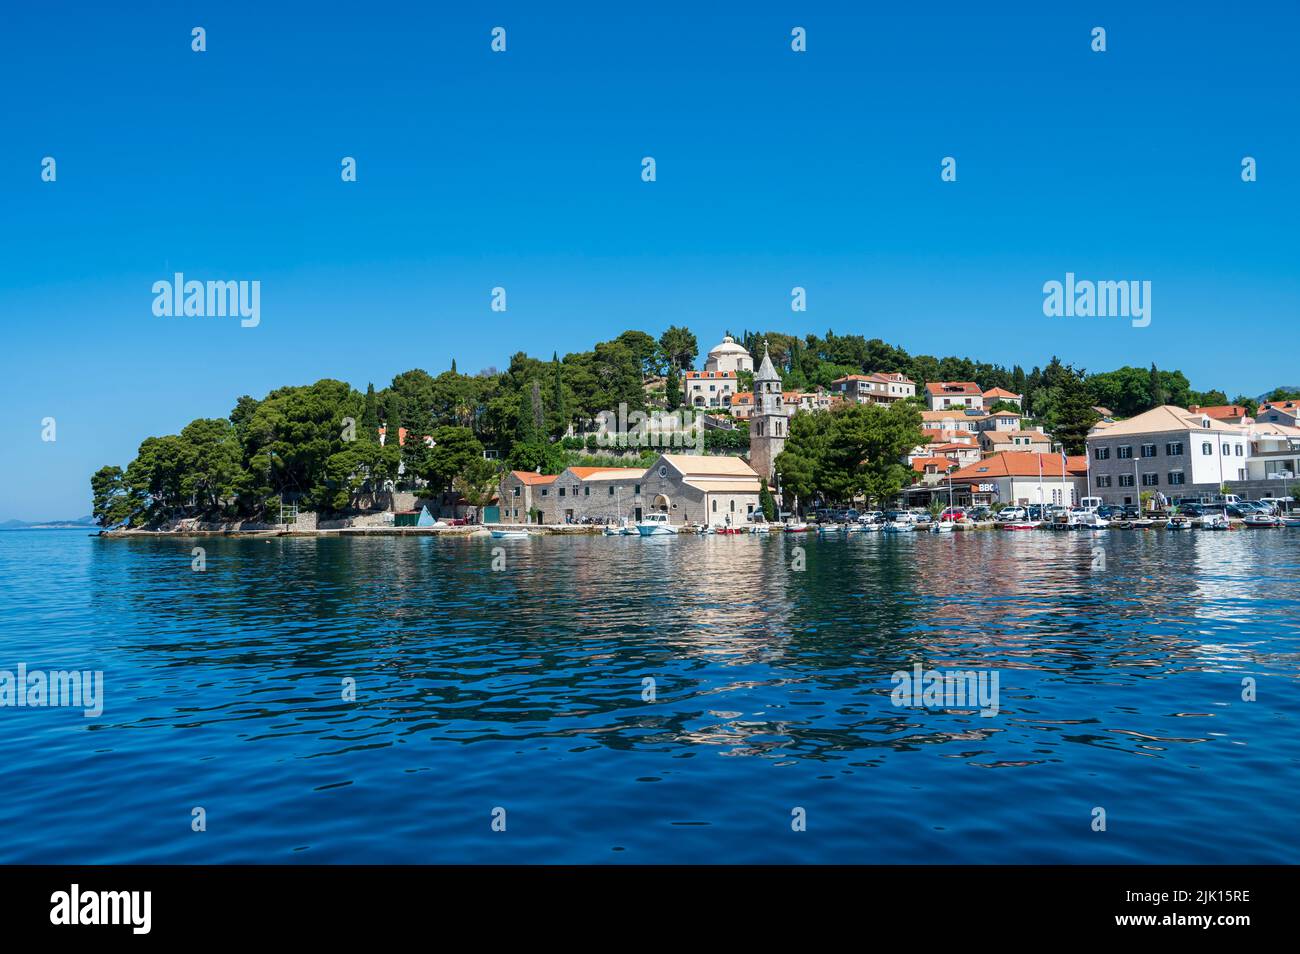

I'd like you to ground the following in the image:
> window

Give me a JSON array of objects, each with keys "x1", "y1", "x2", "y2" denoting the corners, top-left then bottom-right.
[
  {"x1": 513, "y1": 486, "x2": 520, "y2": 497},
  {"x1": 634, "y1": 484, "x2": 641, "y2": 495},
  {"x1": 608, "y1": 486, "x2": 614, "y2": 496},
  {"x1": 1141, "y1": 443, "x2": 1157, "y2": 458},
  {"x1": 711, "y1": 500, "x2": 717, "y2": 512},
  {"x1": 1202, "y1": 442, "x2": 1213, "y2": 455},
  {"x1": 1117, "y1": 446, "x2": 1133, "y2": 459},
  {"x1": 584, "y1": 486, "x2": 590, "y2": 496},
  {"x1": 1141, "y1": 473, "x2": 1159, "y2": 486},
  {"x1": 1235, "y1": 444, "x2": 1244, "y2": 456},
  {"x1": 1222, "y1": 443, "x2": 1230, "y2": 455},
  {"x1": 1093, "y1": 447, "x2": 1110, "y2": 460},
  {"x1": 1168, "y1": 471, "x2": 1185, "y2": 485},
  {"x1": 1119, "y1": 474, "x2": 1135, "y2": 487},
  {"x1": 658, "y1": 467, "x2": 667, "y2": 478},
  {"x1": 541, "y1": 489, "x2": 549, "y2": 496},
  {"x1": 1095, "y1": 475, "x2": 1112, "y2": 488},
  {"x1": 1166, "y1": 441, "x2": 1183, "y2": 456},
  {"x1": 559, "y1": 488, "x2": 566, "y2": 497}
]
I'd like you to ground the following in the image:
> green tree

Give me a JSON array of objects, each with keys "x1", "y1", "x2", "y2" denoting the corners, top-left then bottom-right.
[
  {"x1": 665, "y1": 365, "x2": 681, "y2": 410},
  {"x1": 360, "y1": 383, "x2": 380, "y2": 443},
  {"x1": 758, "y1": 479, "x2": 777, "y2": 521},
  {"x1": 423, "y1": 426, "x2": 485, "y2": 493},
  {"x1": 659, "y1": 325, "x2": 699, "y2": 371}
]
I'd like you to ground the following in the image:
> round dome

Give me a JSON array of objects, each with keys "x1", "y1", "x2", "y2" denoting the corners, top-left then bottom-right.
[{"x1": 708, "y1": 335, "x2": 750, "y2": 355}]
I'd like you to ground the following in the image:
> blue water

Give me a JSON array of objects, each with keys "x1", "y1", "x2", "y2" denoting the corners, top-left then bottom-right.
[{"x1": 1, "y1": 528, "x2": 1298, "y2": 863}]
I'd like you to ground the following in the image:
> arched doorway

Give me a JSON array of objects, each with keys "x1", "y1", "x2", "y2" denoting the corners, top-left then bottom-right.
[{"x1": 652, "y1": 494, "x2": 670, "y2": 513}]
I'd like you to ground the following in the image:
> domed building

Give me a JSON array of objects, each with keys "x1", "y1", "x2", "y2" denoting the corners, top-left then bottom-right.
[{"x1": 704, "y1": 335, "x2": 753, "y2": 375}]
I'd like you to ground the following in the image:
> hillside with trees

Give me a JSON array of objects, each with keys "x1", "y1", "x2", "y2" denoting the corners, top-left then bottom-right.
[{"x1": 91, "y1": 326, "x2": 1237, "y2": 526}]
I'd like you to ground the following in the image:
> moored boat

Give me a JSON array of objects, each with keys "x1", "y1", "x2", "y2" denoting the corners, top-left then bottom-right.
[
  {"x1": 490, "y1": 528, "x2": 531, "y2": 539},
  {"x1": 637, "y1": 513, "x2": 681, "y2": 536}
]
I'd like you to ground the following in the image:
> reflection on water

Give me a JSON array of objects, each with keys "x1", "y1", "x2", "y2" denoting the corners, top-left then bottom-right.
[{"x1": 1, "y1": 529, "x2": 1298, "y2": 863}]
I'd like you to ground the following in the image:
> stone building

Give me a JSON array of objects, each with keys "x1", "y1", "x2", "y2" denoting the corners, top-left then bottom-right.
[
  {"x1": 639, "y1": 453, "x2": 761, "y2": 527},
  {"x1": 540, "y1": 466, "x2": 646, "y2": 524}
]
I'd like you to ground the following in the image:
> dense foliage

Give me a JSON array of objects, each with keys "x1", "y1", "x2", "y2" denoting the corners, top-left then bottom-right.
[{"x1": 92, "y1": 324, "x2": 1248, "y2": 527}]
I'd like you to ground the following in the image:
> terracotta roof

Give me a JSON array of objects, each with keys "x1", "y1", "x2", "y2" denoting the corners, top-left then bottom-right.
[
  {"x1": 564, "y1": 467, "x2": 646, "y2": 481},
  {"x1": 1065, "y1": 455, "x2": 1088, "y2": 476},
  {"x1": 981, "y1": 430, "x2": 1049, "y2": 443},
  {"x1": 948, "y1": 452, "x2": 1079, "y2": 481},
  {"x1": 1087, "y1": 404, "x2": 1249, "y2": 438},
  {"x1": 730, "y1": 392, "x2": 753, "y2": 405},
  {"x1": 913, "y1": 456, "x2": 958, "y2": 472},
  {"x1": 511, "y1": 470, "x2": 558, "y2": 486},
  {"x1": 658, "y1": 454, "x2": 758, "y2": 479},
  {"x1": 1259, "y1": 400, "x2": 1299, "y2": 413},
  {"x1": 1188, "y1": 404, "x2": 1249, "y2": 419},
  {"x1": 930, "y1": 442, "x2": 977, "y2": 453},
  {"x1": 925, "y1": 381, "x2": 982, "y2": 396},
  {"x1": 920, "y1": 410, "x2": 982, "y2": 423},
  {"x1": 982, "y1": 387, "x2": 1022, "y2": 399},
  {"x1": 684, "y1": 370, "x2": 737, "y2": 379}
]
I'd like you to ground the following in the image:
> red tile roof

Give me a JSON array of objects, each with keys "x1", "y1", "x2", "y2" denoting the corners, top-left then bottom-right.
[
  {"x1": 925, "y1": 381, "x2": 982, "y2": 396},
  {"x1": 948, "y1": 452, "x2": 1078, "y2": 481},
  {"x1": 511, "y1": 471, "x2": 558, "y2": 486},
  {"x1": 982, "y1": 387, "x2": 1022, "y2": 399}
]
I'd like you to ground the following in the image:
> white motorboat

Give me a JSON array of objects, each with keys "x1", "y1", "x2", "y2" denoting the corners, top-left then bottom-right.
[
  {"x1": 1243, "y1": 512, "x2": 1281, "y2": 528},
  {"x1": 749, "y1": 522, "x2": 771, "y2": 534},
  {"x1": 929, "y1": 520, "x2": 955, "y2": 533},
  {"x1": 490, "y1": 528, "x2": 530, "y2": 539},
  {"x1": 882, "y1": 521, "x2": 914, "y2": 533},
  {"x1": 637, "y1": 513, "x2": 680, "y2": 536},
  {"x1": 784, "y1": 521, "x2": 810, "y2": 532}
]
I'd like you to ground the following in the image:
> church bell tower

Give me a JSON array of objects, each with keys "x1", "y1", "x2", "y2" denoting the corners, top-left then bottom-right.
[{"x1": 748, "y1": 342, "x2": 786, "y2": 487}]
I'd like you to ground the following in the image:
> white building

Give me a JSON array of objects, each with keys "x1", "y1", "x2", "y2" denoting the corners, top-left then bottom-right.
[
  {"x1": 683, "y1": 370, "x2": 738, "y2": 408},
  {"x1": 925, "y1": 381, "x2": 984, "y2": 411},
  {"x1": 703, "y1": 335, "x2": 753, "y2": 375},
  {"x1": 1085, "y1": 405, "x2": 1250, "y2": 504}
]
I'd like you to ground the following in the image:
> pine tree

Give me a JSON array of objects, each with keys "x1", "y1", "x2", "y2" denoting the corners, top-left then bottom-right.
[
  {"x1": 383, "y1": 392, "x2": 403, "y2": 447},
  {"x1": 361, "y1": 383, "x2": 380, "y2": 443},
  {"x1": 665, "y1": 365, "x2": 681, "y2": 410},
  {"x1": 551, "y1": 352, "x2": 567, "y2": 437}
]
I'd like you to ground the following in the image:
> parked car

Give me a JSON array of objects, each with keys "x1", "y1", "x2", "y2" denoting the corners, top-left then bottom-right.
[
  {"x1": 940, "y1": 506, "x2": 966, "y2": 520},
  {"x1": 966, "y1": 506, "x2": 991, "y2": 521},
  {"x1": 995, "y1": 507, "x2": 1028, "y2": 524}
]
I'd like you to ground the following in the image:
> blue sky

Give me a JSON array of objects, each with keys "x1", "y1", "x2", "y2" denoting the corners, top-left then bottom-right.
[{"x1": 1, "y1": 2, "x2": 1296, "y2": 520}]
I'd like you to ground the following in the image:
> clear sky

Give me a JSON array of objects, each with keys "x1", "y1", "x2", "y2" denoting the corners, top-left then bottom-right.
[{"x1": 1, "y1": 2, "x2": 1296, "y2": 520}]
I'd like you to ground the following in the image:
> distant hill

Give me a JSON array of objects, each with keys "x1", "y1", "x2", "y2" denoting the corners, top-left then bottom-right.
[
  {"x1": 0, "y1": 515, "x2": 98, "y2": 530},
  {"x1": 1257, "y1": 387, "x2": 1300, "y2": 403}
]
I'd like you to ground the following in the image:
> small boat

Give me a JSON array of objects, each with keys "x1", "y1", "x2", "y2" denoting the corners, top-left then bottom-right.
[
  {"x1": 818, "y1": 523, "x2": 842, "y2": 535},
  {"x1": 1200, "y1": 514, "x2": 1230, "y2": 530},
  {"x1": 1243, "y1": 513, "x2": 1281, "y2": 528},
  {"x1": 1130, "y1": 518, "x2": 1155, "y2": 529},
  {"x1": 844, "y1": 522, "x2": 867, "y2": 533},
  {"x1": 637, "y1": 513, "x2": 680, "y2": 536},
  {"x1": 490, "y1": 528, "x2": 530, "y2": 539},
  {"x1": 784, "y1": 521, "x2": 810, "y2": 532},
  {"x1": 716, "y1": 526, "x2": 745, "y2": 535},
  {"x1": 857, "y1": 521, "x2": 882, "y2": 532},
  {"x1": 929, "y1": 520, "x2": 955, "y2": 533},
  {"x1": 749, "y1": 522, "x2": 771, "y2": 534},
  {"x1": 1283, "y1": 516, "x2": 1300, "y2": 528},
  {"x1": 882, "y1": 521, "x2": 913, "y2": 533},
  {"x1": 1165, "y1": 515, "x2": 1192, "y2": 530}
]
